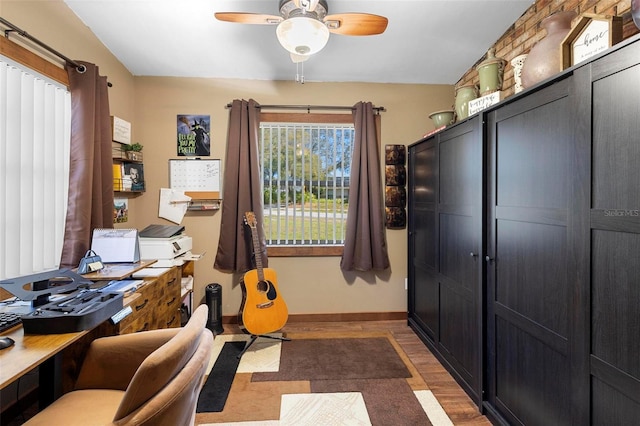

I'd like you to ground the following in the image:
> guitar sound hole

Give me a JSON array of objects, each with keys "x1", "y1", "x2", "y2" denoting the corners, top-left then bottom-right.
[{"x1": 257, "y1": 280, "x2": 278, "y2": 301}]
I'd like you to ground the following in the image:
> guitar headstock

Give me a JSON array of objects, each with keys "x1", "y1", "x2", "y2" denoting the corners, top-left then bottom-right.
[{"x1": 244, "y1": 212, "x2": 257, "y2": 229}]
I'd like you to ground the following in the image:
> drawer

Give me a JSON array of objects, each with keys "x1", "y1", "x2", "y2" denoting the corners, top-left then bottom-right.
[
  {"x1": 155, "y1": 267, "x2": 181, "y2": 299},
  {"x1": 152, "y1": 292, "x2": 180, "y2": 329},
  {"x1": 120, "y1": 315, "x2": 153, "y2": 334},
  {"x1": 118, "y1": 281, "x2": 155, "y2": 331},
  {"x1": 114, "y1": 266, "x2": 183, "y2": 334}
]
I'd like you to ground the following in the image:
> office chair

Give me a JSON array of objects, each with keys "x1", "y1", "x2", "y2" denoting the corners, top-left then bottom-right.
[{"x1": 24, "y1": 304, "x2": 214, "y2": 425}]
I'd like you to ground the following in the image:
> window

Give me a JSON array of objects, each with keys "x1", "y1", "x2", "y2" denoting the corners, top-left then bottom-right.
[
  {"x1": 259, "y1": 113, "x2": 354, "y2": 256},
  {"x1": 0, "y1": 56, "x2": 71, "y2": 280}
]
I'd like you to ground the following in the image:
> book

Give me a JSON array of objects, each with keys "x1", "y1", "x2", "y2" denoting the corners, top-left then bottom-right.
[
  {"x1": 122, "y1": 162, "x2": 144, "y2": 192},
  {"x1": 113, "y1": 164, "x2": 123, "y2": 191}
]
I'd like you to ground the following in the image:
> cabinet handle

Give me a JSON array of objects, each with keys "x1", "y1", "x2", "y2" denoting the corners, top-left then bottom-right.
[
  {"x1": 166, "y1": 297, "x2": 176, "y2": 306},
  {"x1": 135, "y1": 299, "x2": 149, "y2": 311},
  {"x1": 470, "y1": 252, "x2": 478, "y2": 257},
  {"x1": 167, "y1": 315, "x2": 176, "y2": 327},
  {"x1": 485, "y1": 256, "x2": 494, "y2": 263}
]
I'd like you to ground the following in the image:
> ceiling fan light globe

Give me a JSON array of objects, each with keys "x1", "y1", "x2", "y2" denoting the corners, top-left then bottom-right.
[{"x1": 276, "y1": 16, "x2": 329, "y2": 56}]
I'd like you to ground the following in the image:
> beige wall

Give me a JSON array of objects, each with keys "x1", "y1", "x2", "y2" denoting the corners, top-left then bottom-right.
[
  {"x1": 4, "y1": 1, "x2": 454, "y2": 317},
  {"x1": 135, "y1": 78, "x2": 452, "y2": 316},
  {"x1": 2, "y1": 1, "x2": 136, "y2": 126}
]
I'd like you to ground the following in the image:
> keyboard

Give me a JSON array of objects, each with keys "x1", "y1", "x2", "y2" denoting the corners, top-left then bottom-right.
[{"x1": 0, "y1": 312, "x2": 22, "y2": 333}]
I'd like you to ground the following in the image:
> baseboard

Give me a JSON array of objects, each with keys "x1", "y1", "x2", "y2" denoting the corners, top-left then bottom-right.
[{"x1": 223, "y1": 311, "x2": 407, "y2": 324}]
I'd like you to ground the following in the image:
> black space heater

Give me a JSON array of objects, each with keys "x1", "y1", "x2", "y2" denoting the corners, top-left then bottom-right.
[{"x1": 205, "y1": 283, "x2": 224, "y2": 335}]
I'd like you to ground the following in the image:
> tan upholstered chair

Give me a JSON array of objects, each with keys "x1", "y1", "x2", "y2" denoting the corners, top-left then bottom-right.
[{"x1": 24, "y1": 305, "x2": 213, "y2": 426}]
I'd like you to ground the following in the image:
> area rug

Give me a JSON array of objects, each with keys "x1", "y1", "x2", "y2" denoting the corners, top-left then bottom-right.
[
  {"x1": 196, "y1": 341, "x2": 246, "y2": 412},
  {"x1": 195, "y1": 331, "x2": 451, "y2": 425},
  {"x1": 251, "y1": 337, "x2": 411, "y2": 382}
]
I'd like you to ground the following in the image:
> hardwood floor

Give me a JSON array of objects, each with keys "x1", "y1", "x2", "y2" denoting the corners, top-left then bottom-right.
[
  {"x1": 225, "y1": 319, "x2": 491, "y2": 425},
  {"x1": 4, "y1": 319, "x2": 491, "y2": 425}
]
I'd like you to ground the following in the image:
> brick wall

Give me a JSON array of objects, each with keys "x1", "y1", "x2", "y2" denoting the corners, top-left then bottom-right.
[{"x1": 456, "y1": 0, "x2": 639, "y2": 96}]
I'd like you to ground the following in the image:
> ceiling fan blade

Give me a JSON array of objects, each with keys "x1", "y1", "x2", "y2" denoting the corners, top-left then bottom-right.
[
  {"x1": 214, "y1": 12, "x2": 282, "y2": 25},
  {"x1": 324, "y1": 13, "x2": 388, "y2": 36}
]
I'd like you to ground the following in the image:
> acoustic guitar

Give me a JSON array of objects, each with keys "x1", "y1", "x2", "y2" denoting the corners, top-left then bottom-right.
[{"x1": 238, "y1": 212, "x2": 288, "y2": 336}]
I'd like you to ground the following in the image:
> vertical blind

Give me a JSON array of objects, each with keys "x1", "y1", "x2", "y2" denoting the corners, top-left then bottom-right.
[
  {"x1": 260, "y1": 122, "x2": 354, "y2": 245},
  {"x1": 0, "y1": 57, "x2": 71, "y2": 281}
]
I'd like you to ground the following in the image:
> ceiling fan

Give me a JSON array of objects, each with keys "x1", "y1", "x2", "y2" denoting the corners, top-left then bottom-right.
[{"x1": 215, "y1": 0, "x2": 388, "y2": 62}]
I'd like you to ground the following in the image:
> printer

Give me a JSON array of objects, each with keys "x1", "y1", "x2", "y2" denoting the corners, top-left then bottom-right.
[{"x1": 138, "y1": 224, "x2": 193, "y2": 267}]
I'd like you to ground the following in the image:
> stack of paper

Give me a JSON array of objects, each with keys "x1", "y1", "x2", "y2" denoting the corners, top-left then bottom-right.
[
  {"x1": 132, "y1": 267, "x2": 172, "y2": 278},
  {"x1": 102, "y1": 279, "x2": 143, "y2": 295}
]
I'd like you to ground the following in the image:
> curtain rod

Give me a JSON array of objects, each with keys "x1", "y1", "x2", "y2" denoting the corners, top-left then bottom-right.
[
  {"x1": 0, "y1": 17, "x2": 114, "y2": 86},
  {"x1": 225, "y1": 103, "x2": 386, "y2": 113}
]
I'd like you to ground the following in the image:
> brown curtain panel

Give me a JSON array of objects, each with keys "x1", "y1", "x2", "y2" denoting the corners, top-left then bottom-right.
[
  {"x1": 214, "y1": 99, "x2": 266, "y2": 273},
  {"x1": 60, "y1": 62, "x2": 114, "y2": 268},
  {"x1": 340, "y1": 102, "x2": 390, "y2": 271}
]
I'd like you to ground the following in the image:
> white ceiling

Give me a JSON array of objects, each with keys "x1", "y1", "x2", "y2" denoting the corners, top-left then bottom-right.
[{"x1": 63, "y1": 0, "x2": 534, "y2": 84}]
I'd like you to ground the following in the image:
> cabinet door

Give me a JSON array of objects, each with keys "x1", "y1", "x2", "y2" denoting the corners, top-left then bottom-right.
[
  {"x1": 584, "y1": 41, "x2": 640, "y2": 425},
  {"x1": 408, "y1": 137, "x2": 439, "y2": 341},
  {"x1": 436, "y1": 117, "x2": 484, "y2": 403},
  {"x1": 408, "y1": 116, "x2": 484, "y2": 404},
  {"x1": 485, "y1": 78, "x2": 574, "y2": 425}
]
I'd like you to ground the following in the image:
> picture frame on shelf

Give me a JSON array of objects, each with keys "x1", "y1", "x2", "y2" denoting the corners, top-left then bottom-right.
[
  {"x1": 122, "y1": 162, "x2": 145, "y2": 192},
  {"x1": 561, "y1": 13, "x2": 622, "y2": 69},
  {"x1": 111, "y1": 116, "x2": 131, "y2": 144}
]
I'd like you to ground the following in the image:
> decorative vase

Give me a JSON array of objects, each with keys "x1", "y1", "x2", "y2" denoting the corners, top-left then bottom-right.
[
  {"x1": 521, "y1": 11, "x2": 577, "y2": 89},
  {"x1": 429, "y1": 110, "x2": 455, "y2": 127},
  {"x1": 454, "y1": 85, "x2": 479, "y2": 121},
  {"x1": 476, "y1": 48, "x2": 506, "y2": 96},
  {"x1": 633, "y1": 0, "x2": 640, "y2": 29},
  {"x1": 510, "y1": 54, "x2": 528, "y2": 94}
]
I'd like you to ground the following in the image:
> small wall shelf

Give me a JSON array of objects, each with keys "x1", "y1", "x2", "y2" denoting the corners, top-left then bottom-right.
[{"x1": 184, "y1": 191, "x2": 221, "y2": 211}]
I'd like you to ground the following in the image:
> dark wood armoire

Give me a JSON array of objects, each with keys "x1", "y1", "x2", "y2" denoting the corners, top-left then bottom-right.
[{"x1": 408, "y1": 34, "x2": 640, "y2": 425}]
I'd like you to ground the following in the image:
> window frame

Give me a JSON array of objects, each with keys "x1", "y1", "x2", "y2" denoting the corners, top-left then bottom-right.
[{"x1": 259, "y1": 112, "x2": 355, "y2": 257}]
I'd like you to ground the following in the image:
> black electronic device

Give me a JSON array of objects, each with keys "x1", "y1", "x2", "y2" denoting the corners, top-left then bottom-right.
[
  {"x1": 139, "y1": 224, "x2": 185, "y2": 238},
  {"x1": 0, "y1": 337, "x2": 15, "y2": 350},
  {"x1": 0, "y1": 312, "x2": 22, "y2": 333},
  {"x1": 0, "y1": 269, "x2": 123, "y2": 334}
]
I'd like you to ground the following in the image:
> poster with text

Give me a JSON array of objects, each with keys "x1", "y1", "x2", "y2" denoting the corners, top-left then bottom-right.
[{"x1": 177, "y1": 114, "x2": 211, "y2": 156}]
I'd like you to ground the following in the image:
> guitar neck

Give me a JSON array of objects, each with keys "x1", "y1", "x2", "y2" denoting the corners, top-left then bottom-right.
[{"x1": 250, "y1": 224, "x2": 265, "y2": 282}]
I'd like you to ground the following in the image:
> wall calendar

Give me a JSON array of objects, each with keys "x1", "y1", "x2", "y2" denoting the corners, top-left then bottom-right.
[{"x1": 169, "y1": 159, "x2": 220, "y2": 192}]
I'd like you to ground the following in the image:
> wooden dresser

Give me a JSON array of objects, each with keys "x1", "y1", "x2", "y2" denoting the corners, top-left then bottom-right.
[{"x1": 117, "y1": 266, "x2": 182, "y2": 334}]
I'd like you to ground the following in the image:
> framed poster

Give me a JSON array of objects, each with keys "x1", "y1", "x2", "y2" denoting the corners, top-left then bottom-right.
[
  {"x1": 561, "y1": 13, "x2": 622, "y2": 69},
  {"x1": 177, "y1": 114, "x2": 211, "y2": 156}
]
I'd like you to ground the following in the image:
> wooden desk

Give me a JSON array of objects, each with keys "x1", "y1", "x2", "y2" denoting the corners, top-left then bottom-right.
[
  {"x1": 0, "y1": 293, "x2": 138, "y2": 392},
  {"x1": 0, "y1": 325, "x2": 88, "y2": 390},
  {"x1": 80, "y1": 260, "x2": 156, "y2": 281},
  {"x1": 0, "y1": 264, "x2": 180, "y2": 406}
]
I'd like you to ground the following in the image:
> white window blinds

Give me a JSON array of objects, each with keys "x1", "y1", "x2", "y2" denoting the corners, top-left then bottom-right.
[
  {"x1": 0, "y1": 57, "x2": 71, "y2": 281},
  {"x1": 260, "y1": 121, "x2": 354, "y2": 246}
]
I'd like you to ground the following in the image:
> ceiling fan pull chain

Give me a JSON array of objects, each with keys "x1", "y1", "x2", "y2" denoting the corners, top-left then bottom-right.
[{"x1": 295, "y1": 61, "x2": 305, "y2": 84}]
